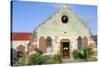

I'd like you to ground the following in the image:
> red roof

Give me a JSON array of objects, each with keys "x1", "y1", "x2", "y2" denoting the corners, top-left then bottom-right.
[{"x1": 11, "y1": 32, "x2": 32, "y2": 41}]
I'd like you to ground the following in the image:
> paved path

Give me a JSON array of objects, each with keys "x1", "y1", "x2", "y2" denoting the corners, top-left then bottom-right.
[{"x1": 62, "y1": 59, "x2": 97, "y2": 63}]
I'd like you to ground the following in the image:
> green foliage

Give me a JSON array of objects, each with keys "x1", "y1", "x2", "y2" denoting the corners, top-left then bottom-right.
[
  {"x1": 29, "y1": 48, "x2": 44, "y2": 65},
  {"x1": 92, "y1": 35, "x2": 97, "y2": 46},
  {"x1": 35, "y1": 48, "x2": 43, "y2": 55},
  {"x1": 29, "y1": 53, "x2": 44, "y2": 65},
  {"x1": 17, "y1": 57, "x2": 25, "y2": 66},
  {"x1": 12, "y1": 59, "x2": 17, "y2": 66},
  {"x1": 29, "y1": 48, "x2": 62, "y2": 65},
  {"x1": 73, "y1": 50, "x2": 80, "y2": 60},
  {"x1": 43, "y1": 54, "x2": 62, "y2": 64},
  {"x1": 53, "y1": 54, "x2": 62, "y2": 63},
  {"x1": 82, "y1": 45, "x2": 93, "y2": 60},
  {"x1": 29, "y1": 53, "x2": 62, "y2": 65},
  {"x1": 73, "y1": 45, "x2": 93, "y2": 60},
  {"x1": 43, "y1": 55, "x2": 56, "y2": 64},
  {"x1": 11, "y1": 48, "x2": 18, "y2": 65}
]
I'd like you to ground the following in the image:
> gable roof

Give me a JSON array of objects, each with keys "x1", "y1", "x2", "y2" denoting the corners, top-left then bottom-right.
[
  {"x1": 33, "y1": 5, "x2": 91, "y2": 36},
  {"x1": 11, "y1": 32, "x2": 32, "y2": 41}
]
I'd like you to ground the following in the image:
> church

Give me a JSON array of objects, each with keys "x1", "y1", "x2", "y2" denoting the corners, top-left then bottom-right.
[{"x1": 29, "y1": 5, "x2": 96, "y2": 60}]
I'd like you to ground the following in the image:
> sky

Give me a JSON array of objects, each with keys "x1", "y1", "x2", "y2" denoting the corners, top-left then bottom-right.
[{"x1": 12, "y1": 1, "x2": 97, "y2": 35}]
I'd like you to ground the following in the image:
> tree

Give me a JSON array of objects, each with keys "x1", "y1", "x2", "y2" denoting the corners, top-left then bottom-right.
[
  {"x1": 92, "y1": 35, "x2": 97, "y2": 47},
  {"x1": 11, "y1": 48, "x2": 18, "y2": 66}
]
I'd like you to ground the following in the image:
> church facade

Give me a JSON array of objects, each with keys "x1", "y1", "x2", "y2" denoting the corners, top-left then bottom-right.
[{"x1": 30, "y1": 5, "x2": 96, "y2": 60}]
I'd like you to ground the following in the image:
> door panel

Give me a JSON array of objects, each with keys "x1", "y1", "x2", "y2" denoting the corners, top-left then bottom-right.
[{"x1": 62, "y1": 42, "x2": 70, "y2": 59}]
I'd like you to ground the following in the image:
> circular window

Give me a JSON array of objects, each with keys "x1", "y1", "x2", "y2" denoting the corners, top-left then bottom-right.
[{"x1": 61, "y1": 15, "x2": 68, "y2": 23}]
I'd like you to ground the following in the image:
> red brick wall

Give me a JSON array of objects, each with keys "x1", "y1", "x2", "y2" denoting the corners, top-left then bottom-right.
[
  {"x1": 82, "y1": 36, "x2": 88, "y2": 48},
  {"x1": 39, "y1": 36, "x2": 46, "y2": 53}
]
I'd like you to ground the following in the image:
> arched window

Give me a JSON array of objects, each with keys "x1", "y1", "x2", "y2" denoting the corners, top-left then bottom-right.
[
  {"x1": 46, "y1": 36, "x2": 52, "y2": 53},
  {"x1": 77, "y1": 36, "x2": 82, "y2": 49}
]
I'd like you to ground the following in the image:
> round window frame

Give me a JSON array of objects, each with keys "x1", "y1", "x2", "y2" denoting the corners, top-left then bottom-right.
[{"x1": 61, "y1": 15, "x2": 68, "y2": 23}]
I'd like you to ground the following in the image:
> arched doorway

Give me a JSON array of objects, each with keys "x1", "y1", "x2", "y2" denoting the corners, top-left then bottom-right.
[{"x1": 60, "y1": 39, "x2": 70, "y2": 59}]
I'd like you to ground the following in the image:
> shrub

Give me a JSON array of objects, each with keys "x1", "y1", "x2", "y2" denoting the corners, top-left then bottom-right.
[
  {"x1": 29, "y1": 48, "x2": 44, "y2": 65},
  {"x1": 82, "y1": 45, "x2": 93, "y2": 60},
  {"x1": 73, "y1": 50, "x2": 80, "y2": 60},
  {"x1": 29, "y1": 48, "x2": 62, "y2": 65},
  {"x1": 17, "y1": 57, "x2": 25, "y2": 66},
  {"x1": 43, "y1": 54, "x2": 62, "y2": 64},
  {"x1": 29, "y1": 53, "x2": 44, "y2": 65},
  {"x1": 53, "y1": 54, "x2": 62, "y2": 63},
  {"x1": 35, "y1": 48, "x2": 43, "y2": 55},
  {"x1": 43, "y1": 55, "x2": 54, "y2": 64},
  {"x1": 73, "y1": 45, "x2": 93, "y2": 60}
]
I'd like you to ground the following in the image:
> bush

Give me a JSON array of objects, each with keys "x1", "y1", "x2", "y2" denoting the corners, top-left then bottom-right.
[
  {"x1": 44, "y1": 57, "x2": 55, "y2": 64},
  {"x1": 29, "y1": 48, "x2": 62, "y2": 65},
  {"x1": 29, "y1": 53, "x2": 44, "y2": 65},
  {"x1": 53, "y1": 54, "x2": 62, "y2": 63},
  {"x1": 29, "y1": 48, "x2": 44, "y2": 65},
  {"x1": 73, "y1": 50, "x2": 80, "y2": 60},
  {"x1": 43, "y1": 54, "x2": 62, "y2": 64},
  {"x1": 35, "y1": 48, "x2": 43, "y2": 55},
  {"x1": 29, "y1": 53, "x2": 62, "y2": 65},
  {"x1": 82, "y1": 45, "x2": 93, "y2": 60},
  {"x1": 17, "y1": 57, "x2": 25, "y2": 66},
  {"x1": 73, "y1": 45, "x2": 93, "y2": 60},
  {"x1": 43, "y1": 55, "x2": 55, "y2": 64}
]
